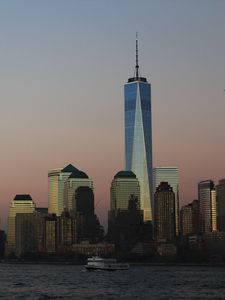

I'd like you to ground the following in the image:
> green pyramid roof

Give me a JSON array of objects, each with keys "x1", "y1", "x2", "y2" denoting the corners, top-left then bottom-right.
[
  {"x1": 62, "y1": 164, "x2": 79, "y2": 173},
  {"x1": 114, "y1": 170, "x2": 136, "y2": 179}
]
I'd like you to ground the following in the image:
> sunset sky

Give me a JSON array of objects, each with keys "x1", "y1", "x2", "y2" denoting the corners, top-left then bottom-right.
[{"x1": 0, "y1": 0, "x2": 225, "y2": 229}]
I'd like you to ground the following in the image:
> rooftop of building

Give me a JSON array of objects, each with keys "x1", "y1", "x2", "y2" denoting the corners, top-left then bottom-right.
[
  {"x1": 13, "y1": 194, "x2": 33, "y2": 201},
  {"x1": 114, "y1": 170, "x2": 137, "y2": 179},
  {"x1": 61, "y1": 164, "x2": 89, "y2": 178},
  {"x1": 62, "y1": 164, "x2": 79, "y2": 173},
  {"x1": 68, "y1": 170, "x2": 89, "y2": 179}
]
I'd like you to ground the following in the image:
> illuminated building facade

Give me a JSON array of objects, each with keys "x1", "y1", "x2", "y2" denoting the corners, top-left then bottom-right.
[
  {"x1": 124, "y1": 36, "x2": 153, "y2": 221},
  {"x1": 198, "y1": 180, "x2": 217, "y2": 233},
  {"x1": 7, "y1": 194, "x2": 36, "y2": 254}
]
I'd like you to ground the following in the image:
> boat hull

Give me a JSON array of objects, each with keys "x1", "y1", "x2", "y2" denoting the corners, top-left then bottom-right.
[{"x1": 85, "y1": 265, "x2": 129, "y2": 271}]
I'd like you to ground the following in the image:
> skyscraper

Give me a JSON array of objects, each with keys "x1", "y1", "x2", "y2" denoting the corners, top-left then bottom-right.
[
  {"x1": 7, "y1": 194, "x2": 36, "y2": 255},
  {"x1": 110, "y1": 170, "x2": 140, "y2": 213},
  {"x1": 154, "y1": 182, "x2": 176, "y2": 241},
  {"x1": 216, "y1": 179, "x2": 225, "y2": 231},
  {"x1": 198, "y1": 180, "x2": 217, "y2": 233},
  {"x1": 48, "y1": 164, "x2": 86, "y2": 216},
  {"x1": 153, "y1": 167, "x2": 179, "y2": 235},
  {"x1": 180, "y1": 199, "x2": 199, "y2": 237},
  {"x1": 124, "y1": 35, "x2": 153, "y2": 221},
  {"x1": 64, "y1": 169, "x2": 93, "y2": 214}
]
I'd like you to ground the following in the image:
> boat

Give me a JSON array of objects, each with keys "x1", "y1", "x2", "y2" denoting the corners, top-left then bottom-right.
[{"x1": 85, "y1": 256, "x2": 130, "y2": 271}]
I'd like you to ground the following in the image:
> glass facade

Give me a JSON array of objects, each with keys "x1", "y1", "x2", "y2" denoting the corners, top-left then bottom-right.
[
  {"x1": 64, "y1": 178, "x2": 93, "y2": 214},
  {"x1": 153, "y1": 167, "x2": 179, "y2": 235},
  {"x1": 7, "y1": 195, "x2": 36, "y2": 254},
  {"x1": 110, "y1": 171, "x2": 140, "y2": 212},
  {"x1": 48, "y1": 168, "x2": 69, "y2": 216},
  {"x1": 124, "y1": 80, "x2": 153, "y2": 221},
  {"x1": 198, "y1": 180, "x2": 217, "y2": 233}
]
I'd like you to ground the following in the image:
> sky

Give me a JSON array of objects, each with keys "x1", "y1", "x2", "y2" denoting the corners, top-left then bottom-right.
[{"x1": 0, "y1": 0, "x2": 225, "y2": 229}]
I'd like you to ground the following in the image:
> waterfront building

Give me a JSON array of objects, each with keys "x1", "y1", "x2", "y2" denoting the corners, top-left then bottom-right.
[
  {"x1": 124, "y1": 35, "x2": 153, "y2": 221},
  {"x1": 15, "y1": 209, "x2": 48, "y2": 257},
  {"x1": 71, "y1": 241, "x2": 115, "y2": 257},
  {"x1": 75, "y1": 186, "x2": 103, "y2": 243},
  {"x1": 153, "y1": 167, "x2": 179, "y2": 235},
  {"x1": 7, "y1": 194, "x2": 36, "y2": 255},
  {"x1": 64, "y1": 170, "x2": 93, "y2": 214},
  {"x1": 154, "y1": 182, "x2": 176, "y2": 241},
  {"x1": 198, "y1": 180, "x2": 217, "y2": 233},
  {"x1": 0, "y1": 230, "x2": 6, "y2": 258},
  {"x1": 110, "y1": 171, "x2": 140, "y2": 213},
  {"x1": 216, "y1": 179, "x2": 225, "y2": 231},
  {"x1": 57, "y1": 211, "x2": 76, "y2": 251},
  {"x1": 45, "y1": 215, "x2": 58, "y2": 252},
  {"x1": 108, "y1": 194, "x2": 144, "y2": 253},
  {"x1": 48, "y1": 164, "x2": 87, "y2": 216},
  {"x1": 180, "y1": 199, "x2": 199, "y2": 237}
]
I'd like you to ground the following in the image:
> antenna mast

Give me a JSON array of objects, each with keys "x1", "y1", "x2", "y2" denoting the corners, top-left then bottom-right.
[{"x1": 135, "y1": 32, "x2": 139, "y2": 79}]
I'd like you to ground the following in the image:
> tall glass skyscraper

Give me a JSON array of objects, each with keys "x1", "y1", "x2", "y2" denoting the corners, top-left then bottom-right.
[{"x1": 124, "y1": 36, "x2": 153, "y2": 221}]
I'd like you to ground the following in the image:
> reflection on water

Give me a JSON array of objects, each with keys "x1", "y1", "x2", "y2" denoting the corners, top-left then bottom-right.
[{"x1": 0, "y1": 264, "x2": 225, "y2": 299}]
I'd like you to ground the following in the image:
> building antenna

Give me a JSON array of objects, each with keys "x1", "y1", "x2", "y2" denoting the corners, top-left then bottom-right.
[{"x1": 135, "y1": 32, "x2": 139, "y2": 79}]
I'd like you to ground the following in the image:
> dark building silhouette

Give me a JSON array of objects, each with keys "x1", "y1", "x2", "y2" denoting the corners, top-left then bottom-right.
[
  {"x1": 16, "y1": 209, "x2": 48, "y2": 256},
  {"x1": 180, "y1": 200, "x2": 199, "y2": 237},
  {"x1": 0, "y1": 230, "x2": 6, "y2": 258},
  {"x1": 216, "y1": 179, "x2": 225, "y2": 231},
  {"x1": 108, "y1": 194, "x2": 145, "y2": 253},
  {"x1": 75, "y1": 186, "x2": 103, "y2": 243},
  {"x1": 75, "y1": 186, "x2": 94, "y2": 215},
  {"x1": 154, "y1": 182, "x2": 176, "y2": 241}
]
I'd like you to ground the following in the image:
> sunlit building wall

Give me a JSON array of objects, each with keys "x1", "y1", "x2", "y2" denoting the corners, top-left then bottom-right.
[
  {"x1": 110, "y1": 171, "x2": 140, "y2": 212},
  {"x1": 7, "y1": 194, "x2": 36, "y2": 254},
  {"x1": 153, "y1": 167, "x2": 179, "y2": 235},
  {"x1": 124, "y1": 38, "x2": 153, "y2": 221},
  {"x1": 198, "y1": 180, "x2": 217, "y2": 233},
  {"x1": 48, "y1": 164, "x2": 83, "y2": 216}
]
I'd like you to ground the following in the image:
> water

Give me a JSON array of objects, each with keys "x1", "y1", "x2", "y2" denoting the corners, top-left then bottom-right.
[{"x1": 0, "y1": 264, "x2": 225, "y2": 299}]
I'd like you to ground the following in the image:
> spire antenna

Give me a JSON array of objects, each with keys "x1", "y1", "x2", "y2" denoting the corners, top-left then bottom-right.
[{"x1": 135, "y1": 32, "x2": 139, "y2": 79}]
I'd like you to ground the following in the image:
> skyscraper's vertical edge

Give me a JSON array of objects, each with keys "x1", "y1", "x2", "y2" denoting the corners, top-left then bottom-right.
[{"x1": 124, "y1": 36, "x2": 153, "y2": 221}]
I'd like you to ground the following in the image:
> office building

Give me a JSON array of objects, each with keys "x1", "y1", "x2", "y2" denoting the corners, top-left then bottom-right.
[
  {"x1": 15, "y1": 209, "x2": 48, "y2": 257},
  {"x1": 216, "y1": 179, "x2": 225, "y2": 231},
  {"x1": 180, "y1": 199, "x2": 199, "y2": 237},
  {"x1": 110, "y1": 171, "x2": 140, "y2": 213},
  {"x1": 48, "y1": 164, "x2": 88, "y2": 216},
  {"x1": 7, "y1": 194, "x2": 36, "y2": 255},
  {"x1": 75, "y1": 186, "x2": 103, "y2": 243},
  {"x1": 64, "y1": 169, "x2": 93, "y2": 214},
  {"x1": 154, "y1": 182, "x2": 176, "y2": 241},
  {"x1": 124, "y1": 35, "x2": 153, "y2": 221},
  {"x1": 0, "y1": 230, "x2": 6, "y2": 258},
  {"x1": 57, "y1": 211, "x2": 76, "y2": 251},
  {"x1": 153, "y1": 167, "x2": 179, "y2": 235},
  {"x1": 198, "y1": 180, "x2": 217, "y2": 233}
]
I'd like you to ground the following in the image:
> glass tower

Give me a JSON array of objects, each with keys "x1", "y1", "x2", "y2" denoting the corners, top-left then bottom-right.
[
  {"x1": 198, "y1": 180, "x2": 217, "y2": 233},
  {"x1": 124, "y1": 36, "x2": 153, "y2": 221},
  {"x1": 153, "y1": 167, "x2": 179, "y2": 235}
]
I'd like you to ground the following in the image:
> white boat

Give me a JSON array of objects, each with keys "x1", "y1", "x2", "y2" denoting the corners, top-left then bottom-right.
[{"x1": 85, "y1": 256, "x2": 130, "y2": 271}]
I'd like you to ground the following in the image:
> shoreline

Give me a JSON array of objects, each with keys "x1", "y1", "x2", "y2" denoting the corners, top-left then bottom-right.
[{"x1": 1, "y1": 260, "x2": 225, "y2": 267}]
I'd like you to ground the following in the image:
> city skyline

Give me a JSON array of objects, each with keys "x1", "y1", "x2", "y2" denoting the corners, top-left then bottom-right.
[{"x1": 0, "y1": 1, "x2": 225, "y2": 229}]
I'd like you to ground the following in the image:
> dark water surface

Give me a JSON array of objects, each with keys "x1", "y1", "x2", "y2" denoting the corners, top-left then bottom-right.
[{"x1": 0, "y1": 264, "x2": 225, "y2": 299}]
